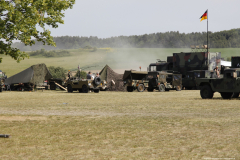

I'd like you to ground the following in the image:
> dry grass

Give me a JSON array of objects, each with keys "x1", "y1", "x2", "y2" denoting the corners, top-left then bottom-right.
[{"x1": 0, "y1": 90, "x2": 240, "y2": 159}]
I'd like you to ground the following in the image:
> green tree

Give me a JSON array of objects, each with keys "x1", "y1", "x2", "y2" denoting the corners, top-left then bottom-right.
[
  {"x1": 0, "y1": 0, "x2": 75, "y2": 63},
  {"x1": 48, "y1": 66, "x2": 67, "y2": 79}
]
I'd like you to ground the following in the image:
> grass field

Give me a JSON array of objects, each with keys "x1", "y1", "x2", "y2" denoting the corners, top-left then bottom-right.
[
  {"x1": 0, "y1": 90, "x2": 240, "y2": 159},
  {"x1": 1, "y1": 48, "x2": 240, "y2": 77}
]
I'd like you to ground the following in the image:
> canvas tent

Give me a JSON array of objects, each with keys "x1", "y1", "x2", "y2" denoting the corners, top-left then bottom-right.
[
  {"x1": 5, "y1": 63, "x2": 52, "y2": 85},
  {"x1": 99, "y1": 65, "x2": 126, "y2": 91}
]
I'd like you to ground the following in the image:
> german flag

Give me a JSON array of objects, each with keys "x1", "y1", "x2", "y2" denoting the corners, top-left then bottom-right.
[{"x1": 200, "y1": 10, "x2": 207, "y2": 22}]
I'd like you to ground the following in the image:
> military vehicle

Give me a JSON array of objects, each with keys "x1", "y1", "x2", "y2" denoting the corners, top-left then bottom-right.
[
  {"x1": 0, "y1": 70, "x2": 7, "y2": 92},
  {"x1": 123, "y1": 70, "x2": 148, "y2": 92},
  {"x1": 196, "y1": 68, "x2": 240, "y2": 99},
  {"x1": 147, "y1": 71, "x2": 182, "y2": 92},
  {"x1": 196, "y1": 56, "x2": 240, "y2": 99},
  {"x1": 123, "y1": 70, "x2": 182, "y2": 92},
  {"x1": 65, "y1": 76, "x2": 107, "y2": 93}
]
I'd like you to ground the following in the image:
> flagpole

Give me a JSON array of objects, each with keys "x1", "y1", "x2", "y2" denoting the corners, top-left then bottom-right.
[{"x1": 207, "y1": 9, "x2": 208, "y2": 53}]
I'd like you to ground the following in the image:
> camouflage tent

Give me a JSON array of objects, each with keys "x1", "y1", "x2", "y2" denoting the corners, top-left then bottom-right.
[
  {"x1": 99, "y1": 65, "x2": 126, "y2": 91},
  {"x1": 5, "y1": 63, "x2": 52, "y2": 85}
]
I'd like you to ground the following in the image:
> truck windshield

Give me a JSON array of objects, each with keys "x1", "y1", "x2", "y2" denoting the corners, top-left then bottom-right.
[{"x1": 150, "y1": 66, "x2": 156, "y2": 71}]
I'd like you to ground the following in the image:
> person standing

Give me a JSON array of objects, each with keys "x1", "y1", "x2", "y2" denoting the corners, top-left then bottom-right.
[
  {"x1": 96, "y1": 72, "x2": 99, "y2": 77},
  {"x1": 87, "y1": 71, "x2": 92, "y2": 79},
  {"x1": 68, "y1": 70, "x2": 71, "y2": 80}
]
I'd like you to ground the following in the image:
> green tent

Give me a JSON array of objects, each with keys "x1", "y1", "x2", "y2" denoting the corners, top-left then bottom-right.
[{"x1": 5, "y1": 63, "x2": 52, "y2": 85}]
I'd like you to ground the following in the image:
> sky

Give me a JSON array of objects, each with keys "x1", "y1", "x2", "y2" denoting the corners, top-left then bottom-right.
[{"x1": 47, "y1": 0, "x2": 240, "y2": 38}]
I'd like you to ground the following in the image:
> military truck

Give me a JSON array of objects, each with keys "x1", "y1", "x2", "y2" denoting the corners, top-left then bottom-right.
[
  {"x1": 148, "y1": 52, "x2": 221, "y2": 89},
  {"x1": 123, "y1": 70, "x2": 148, "y2": 92},
  {"x1": 147, "y1": 71, "x2": 182, "y2": 92},
  {"x1": 123, "y1": 70, "x2": 182, "y2": 92},
  {"x1": 0, "y1": 70, "x2": 7, "y2": 92},
  {"x1": 65, "y1": 76, "x2": 107, "y2": 93}
]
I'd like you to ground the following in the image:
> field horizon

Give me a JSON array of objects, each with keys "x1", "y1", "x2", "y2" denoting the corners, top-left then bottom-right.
[{"x1": 0, "y1": 48, "x2": 240, "y2": 77}]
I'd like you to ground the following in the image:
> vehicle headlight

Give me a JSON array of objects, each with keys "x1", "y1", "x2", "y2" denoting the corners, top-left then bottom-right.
[
  {"x1": 104, "y1": 81, "x2": 106, "y2": 84},
  {"x1": 88, "y1": 83, "x2": 91, "y2": 86}
]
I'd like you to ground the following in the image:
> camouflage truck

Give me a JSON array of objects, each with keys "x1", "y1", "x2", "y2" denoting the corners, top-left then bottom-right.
[
  {"x1": 147, "y1": 71, "x2": 182, "y2": 92},
  {"x1": 0, "y1": 70, "x2": 7, "y2": 92},
  {"x1": 123, "y1": 70, "x2": 148, "y2": 92},
  {"x1": 196, "y1": 68, "x2": 240, "y2": 99},
  {"x1": 65, "y1": 76, "x2": 107, "y2": 93}
]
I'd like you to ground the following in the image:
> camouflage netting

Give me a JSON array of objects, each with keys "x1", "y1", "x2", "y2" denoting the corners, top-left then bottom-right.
[
  {"x1": 100, "y1": 65, "x2": 126, "y2": 91},
  {"x1": 5, "y1": 63, "x2": 52, "y2": 85}
]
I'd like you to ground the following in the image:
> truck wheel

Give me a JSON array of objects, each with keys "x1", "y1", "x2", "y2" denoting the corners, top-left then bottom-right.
[
  {"x1": 159, "y1": 84, "x2": 165, "y2": 92},
  {"x1": 137, "y1": 84, "x2": 145, "y2": 92},
  {"x1": 82, "y1": 85, "x2": 89, "y2": 93},
  {"x1": 127, "y1": 86, "x2": 133, "y2": 92},
  {"x1": 94, "y1": 77, "x2": 101, "y2": 85},
  {"x1": 0, "y1": 87, "x2": 2, "y2": 92},
  {"x1": 94, "y1": 89, "x2": 100, "y2": 93},
  {"x1": 200, "y1": 85, "x2": 213, "y2": 99},
  {"x1": 67, "y1": 85, "x2": 73, "y2": 93},
  {"x1": 232, "y1": 92, "x2": 239, "y2": 98},
  {"x1": 220, "y1": 92, "x2": 233, "y2": 99}
]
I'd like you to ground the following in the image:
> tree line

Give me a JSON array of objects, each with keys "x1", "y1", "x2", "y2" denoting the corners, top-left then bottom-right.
[{"x1": 12, "y1": 28, "x2": 240, "y2": 51}]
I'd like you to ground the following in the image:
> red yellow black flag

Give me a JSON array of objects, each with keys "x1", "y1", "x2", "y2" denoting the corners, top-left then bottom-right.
[{"x1": 200, "y1": 10, "x2": 207, "y2": 22}]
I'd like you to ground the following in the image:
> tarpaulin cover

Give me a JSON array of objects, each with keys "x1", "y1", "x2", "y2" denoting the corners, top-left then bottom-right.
[
  {"x1": 5, "y1": 63, "x2": 52, "y2": 85},
  {"x1": 99, "y1": 65, "x2": 126, "y2": 91}
]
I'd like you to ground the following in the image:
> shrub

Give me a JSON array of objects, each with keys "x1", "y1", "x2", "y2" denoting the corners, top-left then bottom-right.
[
  {"x1": 29, "y1": 49, "x2": 70, "y2": 57},
  {"x1": 48, "y1": 66, "x2": 67, "y2": 79},
  {"x1": 75, "y1": 70, "x2": 87, "y2": 79}
]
